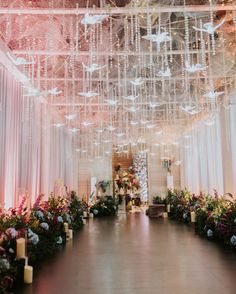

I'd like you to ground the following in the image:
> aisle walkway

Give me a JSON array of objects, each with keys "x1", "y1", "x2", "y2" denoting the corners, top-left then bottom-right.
[{"x1": 18, "y1": 213, "x2": 236, "y2": 294}]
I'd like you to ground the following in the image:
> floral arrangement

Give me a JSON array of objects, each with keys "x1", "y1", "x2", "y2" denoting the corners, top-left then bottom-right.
[
  {"x1": 166, "y1": 189, "x2": 236, "y2": 249},
  {"x1": 114, "y1": 167, "x2": 140, "y2": 195},
  {"x1": 0, "y1": 191, "x2": 85, "y2": 293},
  {"x1": 90, "y1": 196, "x2": 118, "y2": 217},
  {"x1": 96, "y1": 180, "x2": 110, "y2": 193}
]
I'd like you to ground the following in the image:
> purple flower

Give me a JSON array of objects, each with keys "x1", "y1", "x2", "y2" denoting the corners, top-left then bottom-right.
[
  {"x1": 2, "y1": 275, "x2": 13, "y2": 289},
  {"x1": 5, "y1": 228, "x2": 17, "y2": 239}
]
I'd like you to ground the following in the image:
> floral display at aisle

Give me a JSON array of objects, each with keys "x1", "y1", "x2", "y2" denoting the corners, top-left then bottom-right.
[
  {"x1": 166, "y1": 189, "x2": 236, "y2": 249},
  {"x1": 114, "y1": 165, "x2": 141, "y2": 197},
  {"x1": 0, "y1": 192, "x2": 86, "y2": 294},
  {"x1": 90, "y1": 196, "x2": 118, "y2": 217}
]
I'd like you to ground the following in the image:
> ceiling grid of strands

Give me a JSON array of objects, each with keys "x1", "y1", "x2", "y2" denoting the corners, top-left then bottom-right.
[{"x1": 0, "y1": 0, "x2": 236, "y2": 161}]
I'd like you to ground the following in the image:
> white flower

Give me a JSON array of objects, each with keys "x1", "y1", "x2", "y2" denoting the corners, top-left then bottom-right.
[
  {"x1": 230, "y1": 235, "x2": 236, "y2": 246},
  {"x1": 207, "y1": 229, "x2": 213, "y2": 238},
  {"x1": 56, "y1": 236, "x2": 63, "y2": 245}
]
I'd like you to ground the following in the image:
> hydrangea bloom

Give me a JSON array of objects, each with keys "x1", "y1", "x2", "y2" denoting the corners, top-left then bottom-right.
[
  {"x1": 230, "y1": 235, "x2": 236, "y2": 246},
  {"x1": 56, "y1": 236, "x2": 63, "y2": 244},
  {"x1": 93, "y1": 209, "x2": 98, "y2": 215},
  {"x1": 0, "y1": 258, "x2": 10, "y2": 270},
  {"x1": 28, "y1": 228, "x2": 39, "y2": 245},
  {"x1": 183, "y1": 212, "x2": 188, "y2": 219},
  {"x1": 57, "y1": 216, "x2": 63, "y2": 223},
  {"x1": 207, "y1": 229, "x2": 213, "y2": 238},
  {"x1": 36, "y1": 210, "x2": 44, "y2": 219},
  {"x1": 5, "y1": 228, "x2": 17, "y2": 238},
  {"x1": 40, "y1": 222, "x2": 49, "y2": 231},
  {"x1": 65, "y1": 214, "x2": 71, "y2": 224}
]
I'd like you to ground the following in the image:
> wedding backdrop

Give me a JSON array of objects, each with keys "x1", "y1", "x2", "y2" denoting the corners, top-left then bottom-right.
[{"x1": 0, "y1": 0, "x2": 236, "y2": 207}]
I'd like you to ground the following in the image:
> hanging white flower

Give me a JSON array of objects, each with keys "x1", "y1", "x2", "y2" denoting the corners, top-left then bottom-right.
[
  {"x1": 65, "y1": 113, "x2": 77, "y2": 120},
  {"x1": 123, "y1": 95, "x2": 139, "y2": 102},
  {"x1": 185, "y1": 62, "x2": 207, "y2": 73},
  {"x1": 47, "y1": 87, "x2": 62, "y2": 95},
  {"x1": 105, "y1": 99, "x2": 118, "y2": 106},
  {"x1": 82, "y1": 63, "x2": 106, "y2": 73},
  {"x1": 81, "y1": 14, "x2": 109, "y2": 25},
  {"x1": 130, "y1": 78, "x2": 144, "y2": 86},
  {"x1": 78, "y1": 91, "x2": 99, "y2": 97},
  {"x1": 192, "y1": 19, "x2": 225, "y2": 35},
  {"x1": 142, "y1": 32, "x2": 172, "y2": 44},
  {"x1": 203, "y1": 91, "x2": 224, "y2": 100},
  {"x1": 149, "y1": 102, "x2": 164, "y2": 108},
  {"x1": 157, "y1": 67, "x2": 171, "y2": 77}
]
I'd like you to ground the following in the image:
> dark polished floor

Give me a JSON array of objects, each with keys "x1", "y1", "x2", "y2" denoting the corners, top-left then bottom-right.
[{"x1": 15, "y1": 213, "x2": 236, "y2": 294}]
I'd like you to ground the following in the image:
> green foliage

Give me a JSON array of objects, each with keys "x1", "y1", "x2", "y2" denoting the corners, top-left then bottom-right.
[
  {"x1": 152, "y1": 196, "x2": 166, "y2": 205},
  {"x1": 90, "y1": 196, "x2": 118, "y2": 217}
]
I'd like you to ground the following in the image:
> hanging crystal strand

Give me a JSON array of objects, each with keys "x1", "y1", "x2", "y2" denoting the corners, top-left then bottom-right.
[
  {"x1": 69, "y1": 16, "x2": 74, "y2": 68},
  {"x1": 130, "y1": 15, "x2": 134, "y2": 46},
  {"x1": 93, "y1": 26, "x2": 97, "y2": 63},
  {"x1": 109, "y1": 17, "x2": 113, "y2": 68},
  {"x1": 199, "y1": 20, "x2": 207, "y2": 75},
  {"x1": 156, "y1": 14, "x2": 161, "y2": 51},
  {"x1": 180, "y1": 53, "x2": 185, "y2": 88},
  {"x1": 168, "y1": 13, "x2": 173, "y2": 63},
  {"x1": 134, "y1": 13, "x2": 139, "y2": 52},
  {"x1": 37, "y1": 56, "x2": 41, "y2": 93},
  {"x1": 221, "y1": 38, "x2": 228, "y2": 109},
  {"x1": 75, "y1": 4, "x2": 79, "y2": 63},
  {"x1": 43, "y1": 55, "x2": 48, "y2": 91},
  {"x1": 209, "y1": 0, "x2": 216, "y2": 55},
  {"x1": 99, "y1": 22, "x2": 103, "y2": 45},
  {"x1": 18, "y1": 5, "x2": 23, "y2": 49},
  {"x1": 184, "y1": 13, "x2": 190, "y2": 64},
  {"x1": 124, "y1": 17, "x2": 129, "y2": 52},
  {"x1": 5, "y1": 14, "x2": 11, "y2": 44}
]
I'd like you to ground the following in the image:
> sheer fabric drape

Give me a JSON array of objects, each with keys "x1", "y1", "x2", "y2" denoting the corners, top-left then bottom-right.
[
  {"x1": 180, "y1": 113, "x2": 224, "y2": 195},
  {"x1": 0, "y1": 64, "x2": 78, "y2": 209}
]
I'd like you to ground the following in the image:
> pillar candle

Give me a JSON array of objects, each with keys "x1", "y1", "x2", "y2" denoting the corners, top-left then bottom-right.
[
  {"x1": 167, "y1": 204, "x2": 170, "y2": 213},
  {"x1": 83, "y1": 219, "x2": 87, "y2": 225},
  {"x1": 68, "y1": 229, "x2": 73, "y2": 240},
  {"x1": 83, "y1": 211, "x2": 88, "y2": 218},
  {"x1": 89, "y1": 213, "x2": 94, "y2": 218},
  {"x1": 191, "y1": 211, "x2": 196, "y2": 223},
  {"x1": 163, "y1": 212, "x2": 168, "y2": 218},
  {"x1": 16, "y1": 238, "x2": 25, "y2": 259},
  {"x1": 24, "y1": 265, "x2": 33, "y2": 284},
  {"x1": 64, "y1": 222, "x2": 69, "y2": 233}
]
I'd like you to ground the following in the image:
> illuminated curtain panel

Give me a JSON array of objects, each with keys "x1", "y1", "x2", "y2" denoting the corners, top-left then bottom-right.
[
  {"x1": 228, "y1": 106, "x2": 236, "y2": 196},
  {"x1": 0, "y1": 63, "x2": 79, "y2": 209},
  {"x1": 133, "y1": 152, "x2": 148, "y2": 201},
  {"x1": 0, "y1": 65, "x2": 22, "y2": 208},
  {"x1": 180, "y1": 114, "x2": 224, "y2": 195}
]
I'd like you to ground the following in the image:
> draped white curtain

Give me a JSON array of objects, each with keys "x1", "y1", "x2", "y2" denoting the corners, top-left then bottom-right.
[
  {"x1": 180, "y1": 113, "x2": 224, "y2": 195},
  {"x1": 0, "y1": 63, "x2": 78, "y2": 209}
]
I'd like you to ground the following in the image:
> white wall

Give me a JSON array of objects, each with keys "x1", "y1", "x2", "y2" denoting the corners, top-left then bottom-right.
[
  {"x1": 147, "y1": 153, "x2": 180, "y2": 203},
  {"x1": 77, "y1": 157, "x2": 112, "y2": 199}
]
